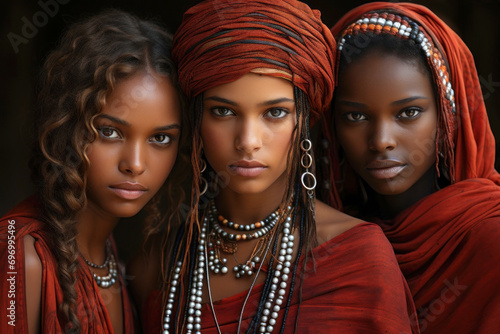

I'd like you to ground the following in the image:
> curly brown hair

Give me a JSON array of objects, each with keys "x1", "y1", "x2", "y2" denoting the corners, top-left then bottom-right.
[{"x1": 29, "y1": 9, "x2": 186, "y2": 332}]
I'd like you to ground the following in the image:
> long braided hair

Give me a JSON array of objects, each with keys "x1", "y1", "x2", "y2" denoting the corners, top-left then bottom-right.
[{"x1": 30, "y1": 9, "x2": 181, "y2": 332}]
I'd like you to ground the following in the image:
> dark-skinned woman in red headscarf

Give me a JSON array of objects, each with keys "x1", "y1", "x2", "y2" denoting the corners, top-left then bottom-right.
[
  {"x1": 129, "y1": 0, "x2": 419, "y2": 333},
  {"x1": 319, "y1": 2, "x2": 500, "y2": 333}
]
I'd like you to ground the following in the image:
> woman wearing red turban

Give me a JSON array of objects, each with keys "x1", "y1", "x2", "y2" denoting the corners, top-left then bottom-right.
[
  {"x1": 134, "y1": 0, "x2": 419, "y2": 333},
  {"x1": 321, "y1": 2, "x2": 500, "y2": 333}
]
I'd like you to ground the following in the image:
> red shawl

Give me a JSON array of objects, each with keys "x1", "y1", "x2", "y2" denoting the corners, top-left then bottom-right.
[
  {"x1": 0, "y1": 197, "x2": 137, "y2": 333},
  {"x1": 326, "y1": 3, "x2": 500, "y2": 332},
  {"x1": 143, "y1": 223, "x2": 419, "y2": 333}
]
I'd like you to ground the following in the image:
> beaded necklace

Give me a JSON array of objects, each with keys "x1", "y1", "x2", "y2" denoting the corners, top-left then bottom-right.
[
  {"x1": 163, "y1": 204, "x2": 296, "y2": 334},
  {"x1": 81, "y1": 240, "x2": 118, "y2": 289},
  {"x1": 207, "y1": 203, "x2": 280, "y2": 278}
]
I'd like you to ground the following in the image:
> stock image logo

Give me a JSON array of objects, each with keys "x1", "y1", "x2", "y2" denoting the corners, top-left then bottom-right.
[{"x1": 7, "y1": 0, "x2": 70, "y2": 54}]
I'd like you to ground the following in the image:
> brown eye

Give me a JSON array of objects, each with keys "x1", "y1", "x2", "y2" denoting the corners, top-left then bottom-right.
[
  {"x1": 211, "y1": 107, "x2": 234, "y2": 117},
  {"x1": 266, "y1": 108, "x2": 288, "y2": 119},
  {"x1": 98, "y1": 127, "x2": 120, "y2": 139},
  {"x1": 344, "y1": 112, "x2": 366, "y2": 122},
  {"x1": 150, "y1": 134, "x2": 172, "y2": 145},
  {"x1": 399, "y1": 107, "x2": 422, "y2": 119}
]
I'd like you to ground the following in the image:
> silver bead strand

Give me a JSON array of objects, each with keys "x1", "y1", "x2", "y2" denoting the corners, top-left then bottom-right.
[
  {"x1": 259, "y1": 215, "x2": 294, "y2": 333},
  {"x1": 185, "y1": 218, "x2": 207, "y2": 334},
  {"x1": 163, "y1": 261, "x2": 182, "y2": 334},
  {"x1": 163, "y1": 218, "x2": 208, "y2": 334}
]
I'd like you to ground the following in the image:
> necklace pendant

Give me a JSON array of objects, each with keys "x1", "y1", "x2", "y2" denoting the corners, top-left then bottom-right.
[
  {"x1": 207, "y1": 240, "x2": 229, "y2": 275},
  {"x1": 220, "y1": 239, "x2": 237, "y2": 254}
]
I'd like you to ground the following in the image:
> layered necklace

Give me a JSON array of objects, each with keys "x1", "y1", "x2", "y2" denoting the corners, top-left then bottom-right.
[
  {"x1": 207, "y1": 202, "x2": 280, "y2": 278},
  {"x1": 163, "y1": 202, "x2": 296, "y2": 334},
  {"x1": 81, "y1": 240, "x2": 118, "y2": 289}
]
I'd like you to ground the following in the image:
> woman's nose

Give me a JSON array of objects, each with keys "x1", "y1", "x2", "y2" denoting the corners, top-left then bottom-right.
[{"x1": 118, "y1": 141, "x2": 146, "y2": 175}]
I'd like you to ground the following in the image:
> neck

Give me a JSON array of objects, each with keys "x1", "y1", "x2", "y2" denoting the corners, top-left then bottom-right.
[
  {"x1": 375, "y1": 167, "x2": 438, "y2": 219},
  {"x1": 214, "y1": 174, "x2": 288, "y2": 224},
  {"x1": 76, "y1": 202, "x2": 120, "y2": 264}
]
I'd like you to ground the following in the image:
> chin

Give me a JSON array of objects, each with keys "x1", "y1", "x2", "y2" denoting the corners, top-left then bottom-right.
[
  {"x1": 368, "y1": 179, "x2": 410, "y2": 196},
  {"x1": 110, "y1": 203, "x2": 146, "y2": 219},
  {"x1": 227, "y1": 181, "x2": 270, "y2": 196}
]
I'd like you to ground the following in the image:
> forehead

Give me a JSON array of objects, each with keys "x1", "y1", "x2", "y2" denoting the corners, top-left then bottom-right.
[
  {"x1": 336, "y1": 52, "x2": 434, "y2": 104},
  {"x1": 204, "y1": 73, "x2": 294, "y2": 103},
  {"x1": 99, "y1": 72, "x2": 181, "y2": 125}
]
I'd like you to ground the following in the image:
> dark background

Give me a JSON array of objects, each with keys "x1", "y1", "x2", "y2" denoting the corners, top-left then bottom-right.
[{"x1": 1, "y1": 0, "x2": 499, "y2": 260}]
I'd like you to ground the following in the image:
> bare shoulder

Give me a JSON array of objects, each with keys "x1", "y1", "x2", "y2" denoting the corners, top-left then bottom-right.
[
  {"x1": 24, "y1": 235, "x2": 42, "y2": 282},
  {"x1": 314, "y1": 200, "x2": 366, "y2": 245},
  {"x1": 127, "y1": 234, "x2": 162, "y2": 310},
  {"x1": 24, "y1": 235, "x2": 42, "y2": 334}
]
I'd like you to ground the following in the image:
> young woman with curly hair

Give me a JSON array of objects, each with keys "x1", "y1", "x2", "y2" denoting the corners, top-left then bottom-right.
[{"x1": 0, "y1": 9, "x2": 185, "y2": 334}]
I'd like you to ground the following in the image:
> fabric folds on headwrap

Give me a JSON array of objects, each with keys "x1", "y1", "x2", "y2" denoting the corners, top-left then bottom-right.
[{"x1": 172, "y1": 0, "x2": 336, "y2": 123}]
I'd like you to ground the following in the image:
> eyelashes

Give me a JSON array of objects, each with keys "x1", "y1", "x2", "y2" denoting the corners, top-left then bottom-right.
[
  {"x1": 209, "y1": 107, "x2": 290, "y2": 119},
  {"x1": 397, "y1": 107, "x2": 423, "y2": 119},
  {"x1": 341, "y1": 107, "x2": 424, "y2": 123},
  {"x1": 96, "y1": 126, "x2": 175, "y2": 146},
  {"x1": 98, "y1": 126, "x2": 120, "y2": 139}
]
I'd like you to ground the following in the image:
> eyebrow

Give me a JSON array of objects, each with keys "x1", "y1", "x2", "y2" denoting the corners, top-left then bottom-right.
[
  {"x1": 154, "y1": 124, "x2": 181, "y2": 131},
  {"x1": 96, "y1": 114, "x2": 130, "y2": 126},
  {"x1": 391, "y1": 96, "x2": 428, "y2": 106},
  {"x1": 205, "y1": 96, "x2": 237, "y2": 106},
  {"x1": 204, "y1": 96, "x2": 295, "y2": 107},
  {"x1": 336, "y1": 100, "x2": 367, "y2": 108},
  {"x1": 337, "y1": 96, "x2": 428, "y2": 108},
  {"x1": 96, "y1": 114, "x2": 180, "y2": 131},
  {"x1": 258, "y1": 97, "x2": 294, "y2": 107}
]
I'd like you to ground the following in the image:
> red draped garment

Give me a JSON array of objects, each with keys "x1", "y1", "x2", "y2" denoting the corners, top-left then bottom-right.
[
  {"x1": 328, "y1": 3, "x2": 500, "y2": 332},
  {"x1": 0, "y1": 197, "x2": 137, "y2": 333},
  {"x1": 143, "y1": 223, "x2": 419, "y2": 333}
]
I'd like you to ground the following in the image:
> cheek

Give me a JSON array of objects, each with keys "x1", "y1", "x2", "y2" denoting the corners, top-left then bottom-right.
[
  {"x1": 405, "y1": 122, "x2": 437, "y2": 168},
  {"x1": 85, "y1": 147, "x2": 115, "y2": 196},
  {"x1": 201, "y1": 125, "x2": 227, "y2": 150},
  {"x1": 86, "y1": 145, "x2": 115, "y2": 177},
  {"x1": 149, "y1": 147, "x2": 179, "y2": 182},
  {"x1": 272, "y1": 127, "x2": 293, "y2": 154},
  {"x1": 270, "y1": 117, "x2": 295, "y2": 147},
  {"x1": 336, "y1": 125, "x2": 364, "y2": 159},
  {"x1": 200, "y1": 120, "x2": 236, "y2": 170}
]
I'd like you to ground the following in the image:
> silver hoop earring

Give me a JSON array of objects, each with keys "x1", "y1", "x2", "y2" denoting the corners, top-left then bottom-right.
[
  {"x1": 300, "y1": 139, "x2": 316, "y2": 196},
  {"x1": 200, "y1": 159, "x2": 208, "y2": 196}
]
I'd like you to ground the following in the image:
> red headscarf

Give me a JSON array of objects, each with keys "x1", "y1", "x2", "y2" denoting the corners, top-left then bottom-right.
[
  {"x1": 325, "y1": 3, "x2": 500, "y2": 333},
  {"x1": 172, "y1": 0, "x2": 335, "y2": 123},
  {"x1": 329, "y1": 1, "x2": 500, "y2": 189}
]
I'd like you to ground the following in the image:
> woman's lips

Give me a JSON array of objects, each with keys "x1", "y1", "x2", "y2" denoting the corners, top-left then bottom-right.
[
  {"x1": 366, "y1": 165, "x2": 406, "y2": 179},
  {"x1": 229, "y1": 160, "x2": 267, "y2": 177},
  {"x1": 109, "y1": 182, "x2": 148, "y2": 200},
  {"x1": 366, "y1": 160, "x2": 406, "y2": 179}
]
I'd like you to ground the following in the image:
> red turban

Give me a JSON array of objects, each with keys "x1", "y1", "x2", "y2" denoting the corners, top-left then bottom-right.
[{"x1": 172, "y1": 0, "x2": 336, "y2": 123}]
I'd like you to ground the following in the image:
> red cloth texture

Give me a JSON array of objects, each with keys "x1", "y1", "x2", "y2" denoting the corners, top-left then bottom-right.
[
  {"x1": 0, "y1": 197, "x2": 137, "y2": 333},
  {"x1": 143, "y1": 223, "x2": 419, "y2": 333},
  {"x1": 172, "y1": 0, "x2": 336, "y2": 124},
  {"x1": 377, "y1": 179, "x2": 500, "y2": 333},
  {"x1": 327, "y1": 3, "x2": 500, "y2": 332}
]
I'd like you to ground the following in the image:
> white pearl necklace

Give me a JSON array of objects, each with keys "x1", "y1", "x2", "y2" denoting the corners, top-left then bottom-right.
[{"x1": 163, "y1": 208, "x2": 295, "y2": 333}]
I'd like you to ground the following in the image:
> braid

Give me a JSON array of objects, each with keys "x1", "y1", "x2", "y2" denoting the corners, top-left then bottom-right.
[{"x1": 35, "y1": 101, "x2": 90, "y2": 331}]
